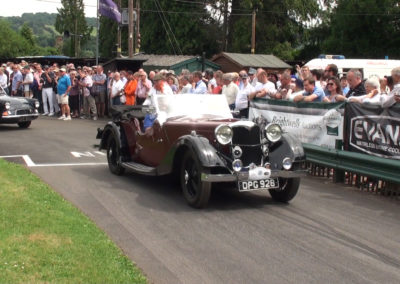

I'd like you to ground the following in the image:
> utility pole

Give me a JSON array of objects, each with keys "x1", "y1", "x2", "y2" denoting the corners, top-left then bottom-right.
[
  {"x1": 117, "y1": 0, "x2": 122, "y2": 57},
  {"x1": 128, "y1": 0, "x2": 134, "y2": 58},
  {"x1": 251, "y1": 8, "x2": 256, "y2": 54},
  {"x1": 74, "y1": 15, "x2": 79, "y2": 57},
  {"x1": 135, "y1": 0, "x2": 140, "y2": 53},
  {"x1": 222, "y1": 0, "x2": 228, "y2": 51}
]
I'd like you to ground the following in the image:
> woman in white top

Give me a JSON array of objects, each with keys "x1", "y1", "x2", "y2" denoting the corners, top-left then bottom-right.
[{"x1": 0, "y1": 67, "x2": 7, "y2": 93}]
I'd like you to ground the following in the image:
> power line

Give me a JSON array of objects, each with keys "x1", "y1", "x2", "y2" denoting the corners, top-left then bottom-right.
[
  {"x1": 155, "y1": 0, "x2": 183, "y2": 55},
  {"x1": 153, "y1": 0, "x2": 177, "y2": 55}
]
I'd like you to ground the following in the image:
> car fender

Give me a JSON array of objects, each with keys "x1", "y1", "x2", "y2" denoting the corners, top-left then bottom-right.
[
  {"x1": 268, "y1": 133, "x2": 305, "y2": 170},
  {"x1": 99, "y1": 122, "x2": 121, "y2": 150},
  {"x1": 157, "y1": 134, "x2": 226, "y2": 175}
]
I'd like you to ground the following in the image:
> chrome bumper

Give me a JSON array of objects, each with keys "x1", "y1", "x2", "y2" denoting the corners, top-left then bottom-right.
[{"x1": 201, "y1": 170, "x2": 307, "y2": 182}]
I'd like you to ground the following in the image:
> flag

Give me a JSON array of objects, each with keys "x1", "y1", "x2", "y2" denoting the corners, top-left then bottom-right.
[{"x1": 99, "y1": 0, "x2": 121, "y2": 23}]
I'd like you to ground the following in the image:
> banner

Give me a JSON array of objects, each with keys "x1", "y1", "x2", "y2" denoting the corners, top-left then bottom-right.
[
  {"x1": 344, "y1": 103, "x2": 400, "y2": 159},
  {"x1": 249, "y1": 99, "x2": 345, "y2": 149},
  {"x1": 99, "y1": 0, "x2": 121, "y2": 23}
]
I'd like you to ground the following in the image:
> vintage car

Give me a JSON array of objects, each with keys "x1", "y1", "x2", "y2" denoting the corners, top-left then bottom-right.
[
  {"x1": 0, "y1": 87, "x2": 40, "y2": 128},
  {"x1": 97, "y1": 94, "x2": 306, "y2": 208}
]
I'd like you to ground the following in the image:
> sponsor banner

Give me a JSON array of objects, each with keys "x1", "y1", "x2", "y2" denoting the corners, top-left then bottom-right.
[
  {"x1": 345, "y1": 103, "x2": 400, "y2": 159},
  {"x1": 249, "y1": 99, "x2": 345, "y2": 149}
]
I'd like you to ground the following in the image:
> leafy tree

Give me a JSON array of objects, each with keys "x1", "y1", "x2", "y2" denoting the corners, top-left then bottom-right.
[
  {"x1": 0, "y1": 20, "x2": 32, "y2": 57},
  {"x1": 20, "y1": 23, "x2": 36, "y2": 47},
  {"x1": 55, "y1": 0, "x2": 93, "y2": 57},
  {"x1": 320, "y1": 0, "x2": 400, "y2": 58},
  {"x1": 226, "y1": 0, "x2": 320, "y2": 60}
]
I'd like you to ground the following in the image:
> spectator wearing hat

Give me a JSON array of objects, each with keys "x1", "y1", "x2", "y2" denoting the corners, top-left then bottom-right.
[
  {"x1": 57, "y1": 68, "x2": 72, "y2": 120},
  {"x1": 248, "y1": 67, "x2": 257, "y2": 87},
  {"x1": 148, "y1": 73, "x2": 173, "y2": 96},
  {"x1": 40, "y1": 65, "x2": 56, "y2": 116},
  {"x1": 190, "y1": 71, "x2": 207, "y2": 94},
  {"x1": 92, "y1": 65, "x2": 107, "y2": 117},
  {"x1": 235, "y1": 71, "x2": 254, "y2": 118}
]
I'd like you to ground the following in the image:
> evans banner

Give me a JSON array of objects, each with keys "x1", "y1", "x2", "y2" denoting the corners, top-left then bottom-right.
[
  {"x1": 249, "y1": 99, "x2": 345, "y2": 149},
  {"x1": 345, "y1": 103, "x2": 400, "y2": 159}
]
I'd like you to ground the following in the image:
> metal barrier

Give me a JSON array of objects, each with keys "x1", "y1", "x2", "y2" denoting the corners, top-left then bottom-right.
[{"x1": 303, "y1": 143, "x2": 400, "y2": 196}]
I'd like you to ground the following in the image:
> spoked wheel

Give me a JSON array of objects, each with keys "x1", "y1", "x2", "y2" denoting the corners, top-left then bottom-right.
[
  {"x1": 269, "y1": 178, "x2": 300, "y2": 203},
  {"x1": 107, "y1": 135, "x2": 125, "y2": 176},
  {"x1": 18, "y1": 121, "x2": 31, "y2": 128},
  {"x1": 180, "y1": 151, "x2": 211, "y2": 208}
]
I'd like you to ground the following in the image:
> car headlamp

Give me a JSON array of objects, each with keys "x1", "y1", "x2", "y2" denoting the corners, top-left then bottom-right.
[
  {"x1": 232, "y1": 159, "x2": 243, "y2": 172},
  {"x1": 215, "y1": 124, "x2": 233, "y2": 145},
  {"x1": 282, "y1": 157, "x2": 292, "y2": 170},
  {"x1": 35, "y1": 101, "x2": 40, "y2": 109},
  {"x1": 265, "y1": 123, "x2": 282, "y2": 143},
  {"x1": 5, "y1": 102, "x2": 10, "y2": 110}
]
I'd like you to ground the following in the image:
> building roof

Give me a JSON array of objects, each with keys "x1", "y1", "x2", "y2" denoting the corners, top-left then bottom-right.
[
  {"x1": 133, "y1": 54, "x2": 195, "y2": 67},
  {"x1": 212, "y1": 52, "x2": 291, "y2": 69}
]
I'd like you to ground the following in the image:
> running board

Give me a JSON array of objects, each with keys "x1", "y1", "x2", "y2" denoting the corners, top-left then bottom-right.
[{"x1": 121, "y1": 161, "x2": 157, "y2": 176}]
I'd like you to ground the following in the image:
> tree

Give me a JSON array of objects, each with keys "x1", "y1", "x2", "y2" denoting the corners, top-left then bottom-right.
[
  {"x1": 320, "y1": 0, "x2": 400, "y2": 59},
  {"x1": 20, "y1": 23, "x2": 36, "y2": 47},
  {"x1": 226, "y1": 0, "x2": 321, "y2": 60},
  {"x1": 0, "y1": 20, "x2": 33, "y2": 57},
  {"x1": 140, "y1": 0, "x2": 220, "y2": 56},
  {"x1": 55, "y1": 0, "x2": 93, "y2": 57}
]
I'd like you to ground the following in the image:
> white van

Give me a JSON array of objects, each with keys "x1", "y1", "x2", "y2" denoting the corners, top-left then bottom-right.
[{"x1": 305, "y1": 56, "x2": 400, "y2": 79}]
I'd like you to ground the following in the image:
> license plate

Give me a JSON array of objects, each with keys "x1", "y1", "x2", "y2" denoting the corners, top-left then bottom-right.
[{"x1": 238, "y1": 178, "x2": 279, "y2": 192}]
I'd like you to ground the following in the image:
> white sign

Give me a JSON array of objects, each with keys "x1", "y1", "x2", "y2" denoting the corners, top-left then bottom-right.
[{"x1": 250, "y1": 101, "x2": 344, "y2": 149}]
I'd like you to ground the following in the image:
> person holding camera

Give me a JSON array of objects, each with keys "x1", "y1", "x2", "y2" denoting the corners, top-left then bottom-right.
[{"x1": 40, "y1": 65, "x2": 55, "y2": 116}]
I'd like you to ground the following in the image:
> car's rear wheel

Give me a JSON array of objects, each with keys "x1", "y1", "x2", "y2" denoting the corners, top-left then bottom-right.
[
  {"x1": 107, "y1": 134, "x2": 125, "y2": 176},
  {"x1": 18, "y1": 121, "x2": 31, "y2": 128},
  {"x1": 269, "y1": 178, "x2": 300, "y2": 203},
  {"x1": 180, "y1": 151, "x2": 211, "y2": 208}
]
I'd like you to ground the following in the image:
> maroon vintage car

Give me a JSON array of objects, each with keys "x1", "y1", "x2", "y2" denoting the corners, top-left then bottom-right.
[{"x1": 97, "y1": 94, "x2": 306, "y2": 208}]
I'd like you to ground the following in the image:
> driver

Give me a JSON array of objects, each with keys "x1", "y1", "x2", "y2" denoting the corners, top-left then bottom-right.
[{"x1": 143, "y1": 73, "x2": 173, "y2": 135}]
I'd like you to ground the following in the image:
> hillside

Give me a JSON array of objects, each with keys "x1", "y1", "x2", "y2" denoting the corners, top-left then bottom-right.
[{"x1": 0, "y1": 13, "x2": 97, "y2": 56}]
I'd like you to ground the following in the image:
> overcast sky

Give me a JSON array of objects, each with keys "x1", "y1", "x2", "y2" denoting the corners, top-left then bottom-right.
[{"x1": 0, "y1": 0, "x2": 98, "y2": 18}]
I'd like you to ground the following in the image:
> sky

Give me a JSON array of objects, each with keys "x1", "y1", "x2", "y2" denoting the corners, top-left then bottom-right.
[{"x1": 0, "y1": 0, "x2": 98, "y2": 18}]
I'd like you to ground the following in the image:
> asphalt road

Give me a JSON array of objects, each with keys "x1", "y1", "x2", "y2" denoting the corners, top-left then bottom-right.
[{"x1": 1, "y1": 117, "x2": 400, "y2": 284}]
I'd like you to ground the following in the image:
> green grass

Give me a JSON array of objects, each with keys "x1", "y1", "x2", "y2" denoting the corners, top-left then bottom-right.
[{"x1": 0, "y1": 159, "x2": 147, "y2": 283}]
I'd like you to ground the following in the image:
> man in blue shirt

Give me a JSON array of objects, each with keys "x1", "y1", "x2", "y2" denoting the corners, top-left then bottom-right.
[
  {"x1": 57, "y1": 67, "x2": 72, "y2": 120},
  {"x1": 294, "y1": 76, "x2": 325, "y2": 102},
  {"x1": 190, "y1": 71, "x2": 207, "y2": 94}
]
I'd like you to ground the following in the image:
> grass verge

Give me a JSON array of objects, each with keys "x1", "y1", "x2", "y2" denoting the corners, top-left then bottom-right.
[{"x1": 0, "y1": 159, "x2": 147, "y2": 283}]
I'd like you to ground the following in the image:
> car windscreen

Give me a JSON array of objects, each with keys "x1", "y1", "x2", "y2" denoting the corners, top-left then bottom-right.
[{"x1": 155, "y1": 94, "x2": 233, "y2": 125}]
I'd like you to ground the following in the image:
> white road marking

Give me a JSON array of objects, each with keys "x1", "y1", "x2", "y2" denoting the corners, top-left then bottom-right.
[
  {"x1": 71, "y1": 151, "x2": 96, "y2": 158},
  {"x1": 94, "y1": 151, "x2": 106, "y2": 156},
  {"x1": 0, "y1": 155, "x2": 107, "y2": 167}
]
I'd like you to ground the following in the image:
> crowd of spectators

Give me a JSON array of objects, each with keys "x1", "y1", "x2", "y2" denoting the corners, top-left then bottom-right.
[{"x1": 1, "y1": 60, "x2": 400, "y2": 121}]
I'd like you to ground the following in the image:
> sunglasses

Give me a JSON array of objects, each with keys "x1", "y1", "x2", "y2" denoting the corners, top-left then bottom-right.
[
  {"x1": 325, "y1": 70, "x2": 331, "y2": 72},
  {"x1": 327, "y1": 83, "x2": 334, "y2": 86}
]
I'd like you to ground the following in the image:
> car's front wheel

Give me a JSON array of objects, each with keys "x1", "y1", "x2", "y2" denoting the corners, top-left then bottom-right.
[
  {"x1": 269, "y1": 178, "x2": 300, "y2": 203},
  {"x1": 18, "y1": 121, "x2": 31, "y2": 128},
  {"x1": 180, "y1": 151, "x2": 211, "y2": 208},
  {"x1": 107, "y1": 135, "x2": 125, "y2": 176}
]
